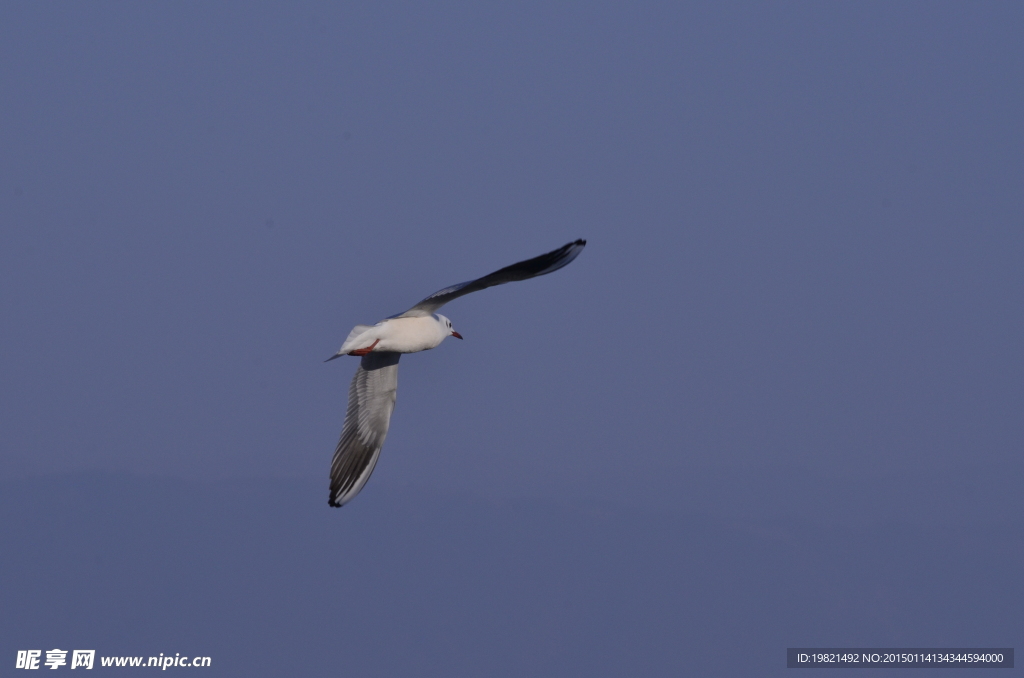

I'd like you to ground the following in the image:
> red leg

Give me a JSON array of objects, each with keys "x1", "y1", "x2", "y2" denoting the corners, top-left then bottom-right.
[{"x1": 348, "y1": 339, "x2": 380, "y2": 356}]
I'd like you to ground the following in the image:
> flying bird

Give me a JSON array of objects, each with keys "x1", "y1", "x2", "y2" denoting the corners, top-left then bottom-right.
[{"x1": 326, "y1": 239, "x2": 586, "y2": 507}]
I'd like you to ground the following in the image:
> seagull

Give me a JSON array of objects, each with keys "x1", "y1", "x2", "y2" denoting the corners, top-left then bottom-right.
[{"x1": 325, "y1": 239, "x2": 586, "y2": 507}]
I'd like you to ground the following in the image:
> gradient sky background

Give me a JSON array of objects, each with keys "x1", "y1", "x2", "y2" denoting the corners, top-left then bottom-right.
[{"x1": 1, "y1": 2, "x2": 1022, "y2": 676}]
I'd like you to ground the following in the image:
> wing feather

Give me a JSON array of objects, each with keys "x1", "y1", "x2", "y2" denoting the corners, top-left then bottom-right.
[
  {"x1": 328, "y1": 351, "x2": 400, "y2": 507},
  {"x1": 396, "y1": 239, "x2": 586, "y2": 317}
]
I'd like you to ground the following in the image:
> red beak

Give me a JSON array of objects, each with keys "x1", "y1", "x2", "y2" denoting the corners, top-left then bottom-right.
[{"x1": 451, "y1": 331, "x2": 463, "y2": 340}]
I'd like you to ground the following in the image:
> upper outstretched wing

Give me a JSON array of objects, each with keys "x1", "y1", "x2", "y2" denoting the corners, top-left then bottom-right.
[
  {"x1": 396, "y1": 239, "x2": 586, "y2": 317},
  {"x1": 328, "y1": 351, "x2": 401, "y2": 507}
]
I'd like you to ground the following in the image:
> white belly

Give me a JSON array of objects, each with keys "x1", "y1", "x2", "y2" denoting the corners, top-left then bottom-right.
[
  {"x1": 339, "y1": 316, "x2": 447, "y2": 355},
  {"x1": 373, "y1": 317, "x2": 446, "y2": 353}
]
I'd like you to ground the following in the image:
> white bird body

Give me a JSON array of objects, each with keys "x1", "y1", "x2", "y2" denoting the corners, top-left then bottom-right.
[
  {"x1": 326, "y1": 239, "x2": 586, "y2": 507},
  {"x1": 337, "y1": 315, "x2": 454, "y2": 356}
]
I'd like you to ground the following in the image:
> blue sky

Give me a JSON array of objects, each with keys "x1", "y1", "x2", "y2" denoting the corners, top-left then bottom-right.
[{"x1": 1, "y1": 2, "x2": 1021, "y2": 675}]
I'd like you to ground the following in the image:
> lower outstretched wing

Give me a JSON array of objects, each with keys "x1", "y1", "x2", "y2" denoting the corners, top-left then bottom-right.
[
  {"x1": 396, "y1": 239, "x2": 586, "y2": 317},
  {"x1": 328, "y1": 351, "x2": 401, "y2": 507}
]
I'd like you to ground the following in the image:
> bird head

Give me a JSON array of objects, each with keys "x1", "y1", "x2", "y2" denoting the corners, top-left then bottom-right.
[{"x1": 436, "y1": 314, "x2": 463, "y2": 340}]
